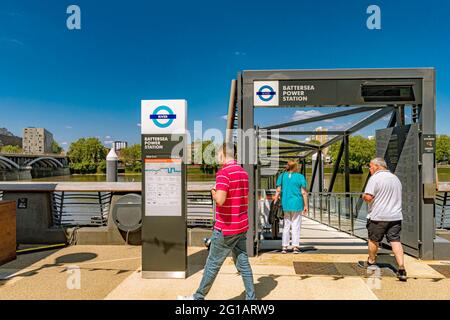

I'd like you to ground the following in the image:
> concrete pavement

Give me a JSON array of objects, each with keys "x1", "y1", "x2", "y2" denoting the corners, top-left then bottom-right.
[{"x1": 1, "y1": 218, "x2": 449, "y2": 300}]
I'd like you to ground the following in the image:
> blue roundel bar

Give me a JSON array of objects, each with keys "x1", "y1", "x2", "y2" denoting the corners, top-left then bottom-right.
[
  {"x1": 150, "y1": 105, "x2": 177, "y2": 128},
  {"x1": 256, "y1": 85, "x2": 276, "y2": 102}
]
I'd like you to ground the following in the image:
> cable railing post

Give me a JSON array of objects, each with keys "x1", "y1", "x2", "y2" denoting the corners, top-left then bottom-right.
[
  {"x1": 327, "y1": 194, "x2": 331, "y2": 226},
  {"x1": 319, "y1": 193, "x2": 323, "y2": 223},
  {"x1": 59, "y1": 191, "x2": 64, "y2": 226},
  {"x1": 313, "y1": 193, "x2": 316, "y2": 220},
  {"x1": 350, "y1": 196, "x2": 355, "y2": 236},
  {"x1": 338, "y1": 196, "x2": 341, "y2": 231},
  {"x1": 440, "y1": 192, "x2": 448, "y2": 229}
]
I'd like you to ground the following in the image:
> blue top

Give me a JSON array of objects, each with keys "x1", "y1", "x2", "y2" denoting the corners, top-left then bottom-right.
[{"x1": 276, "y1": 172, "x2": 308, "y2": 212}]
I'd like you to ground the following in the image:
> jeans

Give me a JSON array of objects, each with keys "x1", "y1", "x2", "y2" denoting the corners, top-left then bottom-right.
[
  {"x1": 282, "y1": 212, "x2": 302, "y2": 248},
  {"x1": 194, "y1": 229, "x2": 256, "y2": 300}
]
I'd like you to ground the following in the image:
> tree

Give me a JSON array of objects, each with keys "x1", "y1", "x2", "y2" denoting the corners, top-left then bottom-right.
[
  {"x1": 51, "y1": 141, "x2": 63, "y2": 154},
  {"x1": 0, "y1": 145, "x2": 22, "y2": 154},
  {"x1": 199, "y1": 140, "x2": 219, "y2": 174},
  {"x1": 97, "y1": 160, "x2": 107, "y2": 173},
  {"x1": 120, "y1": 144, "x2": 142, "y2": 172},
  {"x1": 436, "y1": 135, "x2": 450, "y2": 164},
  {"x1": 67, "y1": 138, "x2": 107, "y2": 174},
  {"x1": 329, "y1": 135, "x2": 376, "y2": 173}
]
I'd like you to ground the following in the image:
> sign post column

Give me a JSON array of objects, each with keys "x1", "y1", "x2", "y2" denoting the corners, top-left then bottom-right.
[{"x1": 141, "y1": 99, "x2": 187, "y2": 279}]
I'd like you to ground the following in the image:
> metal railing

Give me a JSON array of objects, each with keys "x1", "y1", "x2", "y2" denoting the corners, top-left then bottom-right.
[
  {"x1": 187, "y1": 192, "x2": 215, "y2": 228},
  {"x1": 436, "y1": 191, "x2": 450, "y2": 229},
  {"x1": 52, "y1": 192, "x2": 112, "y2": 227},
  {"x1": 256, "y1": 189, "x2": 369, "y2": 240},
  {"x1": 308, "y1": 192, "x2": 369, "y2": 239},
  {"x1": 49, "y1": 190, "x2": 215, "y2": 228}
]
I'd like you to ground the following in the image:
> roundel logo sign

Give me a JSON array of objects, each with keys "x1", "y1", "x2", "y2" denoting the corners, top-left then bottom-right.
[
  {"x1": 254, "y1": 81, "x2": 279, "y2": 106},
  {"x1": 141, "y1": 100, "x2": 187, "y2": 134},
  {"x1": 150, "y1": 105, "x2": 177, "y2": 128},
  {"x1": 256, "y1": 85, "x2": 276, "y2": 102}
]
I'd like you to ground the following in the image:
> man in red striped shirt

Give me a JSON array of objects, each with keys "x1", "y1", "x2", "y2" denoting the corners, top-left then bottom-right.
[{"x1": 178, "y1": 143, "x2": 256, "y2": 300}]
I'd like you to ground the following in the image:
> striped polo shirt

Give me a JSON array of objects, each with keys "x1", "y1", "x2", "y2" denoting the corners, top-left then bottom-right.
[{"x1": 214, "y1": 160, "x2": 249, "y2": 236}]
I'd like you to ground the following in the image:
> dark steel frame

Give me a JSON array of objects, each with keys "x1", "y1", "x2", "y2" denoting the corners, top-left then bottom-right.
[{"x1": 235, "y1": 68, "x2": 436, "y2": 259}]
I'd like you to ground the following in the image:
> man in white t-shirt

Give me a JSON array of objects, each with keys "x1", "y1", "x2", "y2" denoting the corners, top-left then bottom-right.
[{"x1": 359, "y1": 157, "x2": 407, "y2": 281}]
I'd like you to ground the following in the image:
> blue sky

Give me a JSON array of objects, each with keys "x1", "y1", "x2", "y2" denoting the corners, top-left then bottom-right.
[{"x1": 1, "y1": 0, "x2": 449, "y2": 149}]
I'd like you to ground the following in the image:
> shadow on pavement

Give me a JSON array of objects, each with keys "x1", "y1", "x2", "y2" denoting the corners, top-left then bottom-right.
[
  {"x1": 54, "y1": 252, "x2": 97, "y2": 264},
  {"x1": 0, "y1": 251, "x2": 99, "y2": 286},
  {"x1": 0, "y1": 248, "x2": 62, "y2": 287},
  {"x1": 187, "y1": 248, "x2": 209, "y2": 278},
  {"x1": 230, "y1": 275, "x2": 279, "y2": 300}
]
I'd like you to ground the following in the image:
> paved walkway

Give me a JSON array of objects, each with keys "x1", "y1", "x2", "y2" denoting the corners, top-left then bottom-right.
[{"x1": 1, "y1": 218, "x2": 450, "y2": 300}]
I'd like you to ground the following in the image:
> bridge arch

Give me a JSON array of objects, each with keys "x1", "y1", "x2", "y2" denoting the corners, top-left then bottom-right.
[
  {"x1": 0, "y1": 156, "x2": 21, "y2": 170},
  {"x1": 25, "y1": 157, "x2": 64, "y2": 168}
]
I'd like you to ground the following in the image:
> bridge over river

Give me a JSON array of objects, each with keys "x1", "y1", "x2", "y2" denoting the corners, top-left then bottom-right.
[{"x1": 0, "y1": 153, "x2": 70, "y2": 181}]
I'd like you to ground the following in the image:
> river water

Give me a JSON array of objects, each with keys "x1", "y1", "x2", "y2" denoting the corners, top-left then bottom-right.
[
  {"x1": 29, "y1": 168, "x2": 450, "y2": 192},
  {"x1": 30, "y1": 173, "x2": 376, "y2": 192}
]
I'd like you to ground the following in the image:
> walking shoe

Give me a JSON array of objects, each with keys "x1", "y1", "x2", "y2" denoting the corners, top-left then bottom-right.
[
  {"x1": 177, "y1": 295, "x2": 195, "y2": 300},
  {"x1": 397, "y1": 268, "x2": 407, "y2": 282},
  {"x1": 281, "y1": 247, "x2": 287, "y2": 254},
  {"x1": 357, "y1": 260, "x2": 378, "y2": 270},
  {"x1": 293, "y1": 247, "x2": 300, "y2": 254}
]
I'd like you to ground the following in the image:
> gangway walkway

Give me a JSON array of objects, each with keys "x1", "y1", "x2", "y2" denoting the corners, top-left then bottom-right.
[{"x1": 260, "y1": 217, "x2": 372, "y2": 255}]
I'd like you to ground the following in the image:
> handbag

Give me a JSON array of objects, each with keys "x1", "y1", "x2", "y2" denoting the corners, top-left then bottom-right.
[
  {"x1": 274, "y1": 197, "x2": 284, "y2": 220},
  {"x1": 274, "y1": 171, "x2": 287, "y2": 220},
  {"x1": 269, "y1": 198, "x2": 283, "y2": 224}
]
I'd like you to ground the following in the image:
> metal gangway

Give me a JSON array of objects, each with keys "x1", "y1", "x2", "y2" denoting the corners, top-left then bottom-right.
[
  {"x1": 226, "y1": 68, "x2": 449, "y2": 259},
  {"x1": 257, "y1": 189, "x2": 370, "y2": 248},
  {"x1": 436, "y1": 183, "x2": 450, "y2": 230}
]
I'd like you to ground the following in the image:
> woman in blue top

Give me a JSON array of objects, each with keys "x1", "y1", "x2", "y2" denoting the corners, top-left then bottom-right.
[{"x1": 274, "y1": 161, "x2": 309, "y2": 254}]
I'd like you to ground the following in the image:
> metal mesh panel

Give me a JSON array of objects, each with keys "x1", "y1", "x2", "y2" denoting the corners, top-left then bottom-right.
[
  {"x1": 376, "y1": 125, "x2": 420, "y2": 253},
  {"x1": 187, "y1": 192, "x2": 214, "y2": 227},
  {"x1": 436, "y1": 192, "x2": 450, "y2": 229},
  {"x1": 396, "y1": 125, "x2": 420, "y2": 250},
  {"x1": 51, "y1": 191, "x2": 112, "y2": 227},
  {"x1": 428, "y1": 265, "x2": 450, "y2": 278},
  {"x1": 293, "y1": 261, "x2": 396, "y2": 277}
]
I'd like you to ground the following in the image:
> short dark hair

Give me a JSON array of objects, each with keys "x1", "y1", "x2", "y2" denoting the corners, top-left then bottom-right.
[{"x1": 220, "y1": 142, "x2": 236, "y2": 159}]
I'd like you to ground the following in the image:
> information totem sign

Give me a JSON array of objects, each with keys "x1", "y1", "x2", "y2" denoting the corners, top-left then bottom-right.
[{"x1": 141, "y1": 99, "x2": 187, "y2": 279}]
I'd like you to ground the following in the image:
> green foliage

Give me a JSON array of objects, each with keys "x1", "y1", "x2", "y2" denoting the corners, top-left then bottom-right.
[
  {"x1": 97, "y1": 160, "x2": 107, "y2": 173},
  {"x1": 0, "y1": 145, "x2": 22, "y2": 154},
  {"x1": 67, "y1": 138, "x2": 107, "y2": 174},
  {"x1": 436, "y1": 135, "x2": 450, "y2": 163},
  {"x1": 51, "y1": 141, "x2": 63, "y2": 154},
  {"x1": 199, "y1": 140, "x2": 219, "y2": 174},
  {"x1": 329, "y1": 135, "x2": 376, "y2": 173},
  {"x1": 120, "y1": 144, "x2": 142, "y2": 172}
]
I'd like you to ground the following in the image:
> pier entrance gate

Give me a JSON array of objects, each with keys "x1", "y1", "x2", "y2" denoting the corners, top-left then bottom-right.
[{"x1": 229, "y1": 68, "x2": 440, "y2": 259}]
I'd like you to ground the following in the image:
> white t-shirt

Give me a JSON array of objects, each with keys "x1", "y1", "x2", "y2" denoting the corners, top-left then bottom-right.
[{"x1": 364, "y1": 170, "x2": 403, "y2": 221}]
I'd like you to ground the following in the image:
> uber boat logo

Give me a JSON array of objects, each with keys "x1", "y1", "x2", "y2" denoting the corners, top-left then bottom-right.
[
  {"x1": 141, "y1": 100, "x2": 187, "y2": 135},
  {"x1": 150, "y1": 105, "x2": 177, "y2": 128},
  {"x1": 254, "y1": 81, "x2": 279, "y2": 106}
]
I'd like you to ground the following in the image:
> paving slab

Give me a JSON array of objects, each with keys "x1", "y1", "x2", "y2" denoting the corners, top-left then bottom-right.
[
  {"x1": 1, "y1": 219, "x2": 449, "y2": 300},
  {"x1": 0, "y1": 245, "x2": 141, "y2": 300}
]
